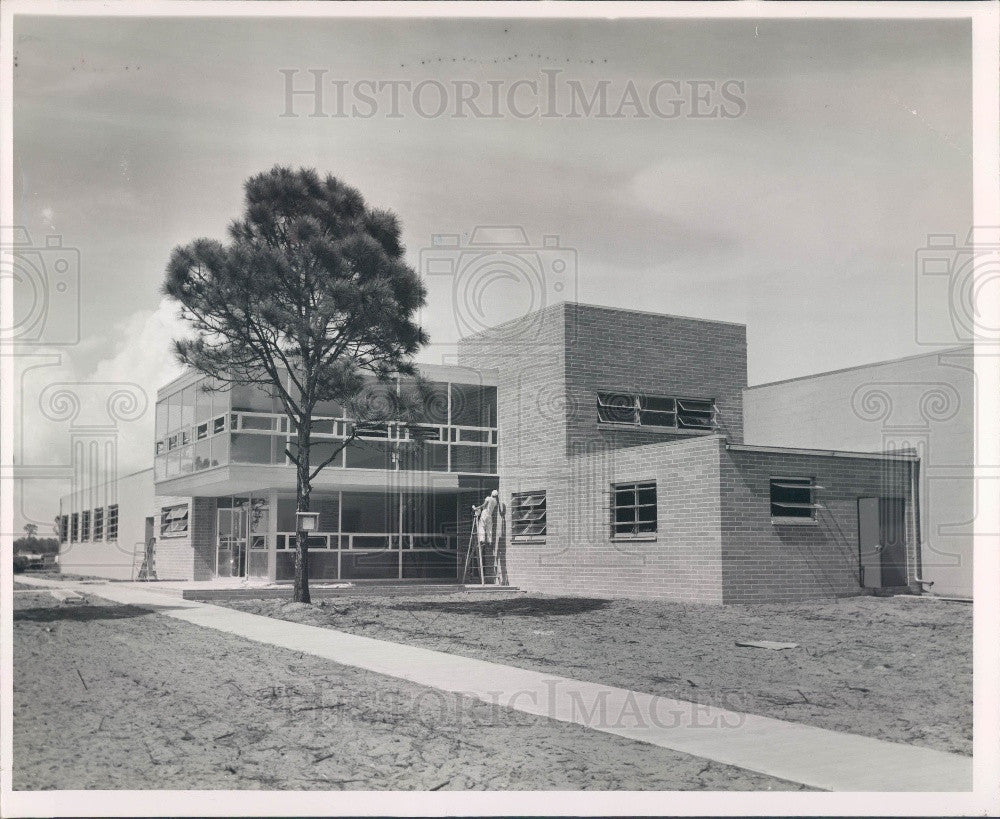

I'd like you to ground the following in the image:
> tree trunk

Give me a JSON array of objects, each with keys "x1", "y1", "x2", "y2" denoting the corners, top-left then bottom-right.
[{"x1": 292, "y1": 421, "x2": 312, "y2": 603}]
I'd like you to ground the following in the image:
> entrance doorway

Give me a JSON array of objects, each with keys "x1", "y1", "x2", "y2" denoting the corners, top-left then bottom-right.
[
  {"x1": 858, "y1": 497, "x2": 908, "y2": 589},
  {"x1": 216, "y1": 507, "x2": 247, "y2": 578}
]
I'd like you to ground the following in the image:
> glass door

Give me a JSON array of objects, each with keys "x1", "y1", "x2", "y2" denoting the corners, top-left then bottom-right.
[{"x1": 216, "y1": 507, "x2": 247, "y2": 578}]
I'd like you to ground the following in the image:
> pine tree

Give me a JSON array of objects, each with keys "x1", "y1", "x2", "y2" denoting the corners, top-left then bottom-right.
[{"x1": 165, "y1": 166, "x2": 428, "y2": 602}]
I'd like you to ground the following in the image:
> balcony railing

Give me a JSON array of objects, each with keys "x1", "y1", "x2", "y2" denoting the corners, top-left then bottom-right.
[
  {"x1": 274, "y1": 531, "x2": 460, "y2": 551},
  {"x1": 154, "y1": 410, "x2": 498, "y2": 480}
]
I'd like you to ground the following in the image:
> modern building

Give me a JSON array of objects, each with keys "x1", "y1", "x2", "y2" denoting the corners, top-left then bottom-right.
[
  {"x1": 58, "y1": 302, "x2": 926, "y2": 604},
  {"x1": 744, "y1": 346, "x2": 974, "y2": 598}
]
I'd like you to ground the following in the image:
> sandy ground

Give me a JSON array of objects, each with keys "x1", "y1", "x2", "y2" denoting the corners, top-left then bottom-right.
[
  {"x1": 13, "y1": 590, "x2": 807, "y2": 791},
  {"x1": 220, "y1": 591, "x2": 972, "y2": 756}
]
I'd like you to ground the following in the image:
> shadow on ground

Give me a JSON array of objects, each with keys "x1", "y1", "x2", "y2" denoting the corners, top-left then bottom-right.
[
  {"x1": 15, "y1": 604, "x2": 158, "y2": 623},
  {"x1": 389, "y1": 596, "x2": 610, "y2": 617}
]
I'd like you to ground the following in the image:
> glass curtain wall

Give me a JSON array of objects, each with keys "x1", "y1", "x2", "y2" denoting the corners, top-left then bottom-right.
[{"x1": 274, "y1": 489, "x2": 471, "y2": 582}]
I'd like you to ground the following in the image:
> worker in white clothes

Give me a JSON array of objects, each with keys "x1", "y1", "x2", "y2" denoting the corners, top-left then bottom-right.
[{"x1": 472, "y1": 490, "x2": 500, "y2": 546}]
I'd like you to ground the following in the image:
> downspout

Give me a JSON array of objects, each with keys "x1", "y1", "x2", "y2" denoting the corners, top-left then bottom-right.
[{"x1": 910, "y1": 455, "x2": 929, "y2": 594}]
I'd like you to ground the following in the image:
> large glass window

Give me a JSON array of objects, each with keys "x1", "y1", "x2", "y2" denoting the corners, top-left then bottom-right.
[
  {"x1": 70, "y1": 512, "x2": 79, "y2": 542},
  {"x1": 231, "y1": 433, "x2": 277, "y2": 464},
  {"x1": 399, "y1": 378, "x2": 449, "y2": 425},
  {"x1": 180, "y1": 385, "x2": 196, "y2": 429},
  {"x1": 341, "y1": 491, "x2": 394, "y2": 534},
  {"x1": 166, "y1": 389, "x2": 181, "y2": 433},
  {"x1": 344, "y1": 440, "x2": 391, "y2": 470},
  {"x1": 81, "y1": 510, "x2": 91, "y2": 541},
  {"x1": 93, "y1": 507, "x2": 104, "y2": 541},
  {"x1": 597, "y1": 392, "x2": 715, "y2": 431},
  {"x1": 450, "y1": 383, "x2": 497, "y2": 427},
  {"x1": 59, "y1": 515, "x2": 69, "y2": 542},
  {"x1": 231, "y1": 383, "x2": 275, "y2": 413},
  {"x1": 611, "y1": 481, "x2": 657, "y2": 538}
]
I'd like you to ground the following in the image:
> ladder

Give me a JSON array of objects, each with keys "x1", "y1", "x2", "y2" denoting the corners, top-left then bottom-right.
[
  {"x1": 461, "y1": 506, "x2": 504, "y2": 585},
  {"x1": 133, "y1": 537, "x2": 158, "y2": 582}
]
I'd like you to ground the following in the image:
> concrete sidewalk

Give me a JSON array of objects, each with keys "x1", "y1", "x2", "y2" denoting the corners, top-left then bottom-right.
[{"x1": 16, "y1": 575, "x2": 972, "y2": 792}]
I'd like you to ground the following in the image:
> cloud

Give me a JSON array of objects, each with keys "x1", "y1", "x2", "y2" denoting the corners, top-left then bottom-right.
[{"x1": 14, "y1": 298, "x2": 190, "y2": 532}]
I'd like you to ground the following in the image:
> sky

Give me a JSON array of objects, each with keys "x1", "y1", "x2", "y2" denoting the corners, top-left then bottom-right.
[{"x1": 10, "y1": 14, "x2": 972, "y2": 532}]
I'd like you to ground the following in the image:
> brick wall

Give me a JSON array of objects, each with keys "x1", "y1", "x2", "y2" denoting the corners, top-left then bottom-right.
[
  {"x1": 489, "y1": 435, "x2": 727, "y2": 603},
  {"x1": 562, "y1": 303, "x2": 747, "y2": 450},
  {"x1": 190, "y1": 497, "x2": 218, "y2": 580},
  {"x1": 719, "y1": 447, "x2": 917, "y2": 603},
  {"x1": 456, "y1": 302, "x2": 916, "y2": 604}
]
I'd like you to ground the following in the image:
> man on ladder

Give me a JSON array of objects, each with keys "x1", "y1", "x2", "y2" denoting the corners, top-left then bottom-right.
[{"x1": 464, "y1": 490, "x2": 503, "y2": 585}]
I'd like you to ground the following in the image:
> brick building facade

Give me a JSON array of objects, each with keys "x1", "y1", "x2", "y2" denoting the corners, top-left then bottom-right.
[{"x1": 58, "y1": 302, "x2": 921, "y2": 603}]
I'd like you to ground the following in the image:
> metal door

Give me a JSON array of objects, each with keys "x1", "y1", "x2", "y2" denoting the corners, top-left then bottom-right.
[
  {"x1": 858, "y1": 497, "x2": 882, "y2": 588},
  {"x1": 879, "y1": 497, "x2": 908, "y2": 587},
  {"x1": 858, "y1": 497, "x2": 908, "y2": 589}
]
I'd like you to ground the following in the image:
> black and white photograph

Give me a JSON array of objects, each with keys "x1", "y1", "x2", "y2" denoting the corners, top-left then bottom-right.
[{"x1": 1, "y1": 1, "x2": 998, "y2": 816}]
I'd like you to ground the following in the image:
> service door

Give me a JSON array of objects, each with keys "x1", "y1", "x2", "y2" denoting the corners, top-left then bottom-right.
[
  {"x1": 879, "y1": 497, "x2": 908, "y2": 587},
  {"x1": 858, "y1": 497, "x2": 882, "y2": 588},
  {"x1": 858, "y1": 497, "x2": 908, "y2": 589}
]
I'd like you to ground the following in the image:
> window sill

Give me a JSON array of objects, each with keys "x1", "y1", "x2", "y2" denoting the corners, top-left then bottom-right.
[
  {"x1": 611, "y1": 535, "x2": 658, "y2": 542},
  {"x1": 597, "y1": 423, "x2": 715, "y2": 436},
  {"x1": 511, "y1": 537, "x2": 546, "y2": 544},
  {"x1": 771, "y1": 517, "x2": 818, "y2": 527}
]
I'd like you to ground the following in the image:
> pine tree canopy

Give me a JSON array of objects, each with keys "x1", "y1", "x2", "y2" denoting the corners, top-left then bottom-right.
[{"x1": 163, "y1": 165, "x2": 429, "y2": 419}]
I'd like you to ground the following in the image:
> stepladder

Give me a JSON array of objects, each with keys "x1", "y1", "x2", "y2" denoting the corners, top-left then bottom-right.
[
  {"x1": 133, "y1": 537, "x2": 158, "y2": 581},
  {"x1": 461, "y1": 504, "x2": 505, "y2": 585}
]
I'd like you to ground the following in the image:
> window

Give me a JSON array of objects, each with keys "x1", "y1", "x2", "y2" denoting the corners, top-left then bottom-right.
[
  {"x1": 196, "y1": 422, "x2": 209, "y2": 440},
  {"x1": 81, "y1": 509, "x2": 91, "y2": 540},
  {"x1": 597, "y1": 393, "x2": 715, "y2": 431},
  {"x1": 511, "y1": 491, "x2": 547, "y2": 540},
  {"x1": 106, "y1": 505, "x2": 119, "y2": 541},
  {"x1": 156, "y1": 440, "x2": 165, "y2": 455},
  {"x1": 769, "y1": 477, "x2": 820, "y2": 521},
  {"x1": 59, "y1": 515, "x2": 69, "y2": 541},
  {"x1": 70, "y1": 512, "x2": 79, "y2": 541},
  {"x1": 611, "y1": 481, "x2": 657, "y2": 538},
  {"x1": 93, "y1": 507, "x2": 104, "y2": 541},
  {"x1": 213, "y1": 415, "x2": 226, "y2": 434},
  {"x1": 161, "y1": 504, "x2": 190, "y2": 538}
]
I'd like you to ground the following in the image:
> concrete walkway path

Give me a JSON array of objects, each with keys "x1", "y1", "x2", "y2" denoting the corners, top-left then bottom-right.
[{"x1": 16, "y1": 575, "x2": 972, "y2": 792}]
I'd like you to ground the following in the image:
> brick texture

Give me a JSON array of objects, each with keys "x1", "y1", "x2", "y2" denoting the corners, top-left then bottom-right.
[{"x1": 459, "y1": 302, "x2": 916, "y2": 604}]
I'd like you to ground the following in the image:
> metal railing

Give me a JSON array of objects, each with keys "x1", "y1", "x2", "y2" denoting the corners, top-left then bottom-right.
[{"x1": 275, "y1": 531, "x2": 460, "y2": 551}]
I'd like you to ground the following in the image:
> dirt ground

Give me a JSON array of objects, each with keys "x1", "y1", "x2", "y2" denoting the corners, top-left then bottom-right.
[
  {"x1": 220, "y1": 591, "x2": 972, "y2": 756},
  {"x1": 13, "y1": 590, "x2": 806, "y2": 791}
]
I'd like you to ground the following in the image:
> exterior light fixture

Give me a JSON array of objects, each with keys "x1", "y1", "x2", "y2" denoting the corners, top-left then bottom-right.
[{"x1": 296, "y1": 511, "x2": 320, "y2": 532}]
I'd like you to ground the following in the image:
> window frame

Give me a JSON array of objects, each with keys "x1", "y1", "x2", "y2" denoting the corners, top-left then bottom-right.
[
  {"x1": 769, "y1": 476, "x2": 820, "y2": 524},
  {"x1": 93, "y1": 507, "x2": 104, "y2": 541},
  {"x1": 510, "y1": 490, "x2": 547, "y2": 541},
  {"x1": 59, "y1": 514, "x2": 69, "y2": 542},
  {"x1": 160, "y1": 503, "x2": 190, "y2": 538},
  {"x1": 81, "y1": 509, "x2": 91, "y2": 541},
  {"x1": 70, "y1": 512, "x2": 79, "y2": 542},
  {"x1": 106, "y1": 504, "x2": 119, "y2": 541},
  {"x1": 597, "y1": 391, "x2": 716, "y2": 433},
  {"x1": 610, "y1": 480, "x2": 658, "y2": 540}
]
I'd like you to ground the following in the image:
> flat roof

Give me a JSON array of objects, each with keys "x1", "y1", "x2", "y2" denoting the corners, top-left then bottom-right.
[
  {"x1": 157, "y1": 361, "x2": 498, "y2": 399},
  {"x1": 727, "y1": 443, "x2": 919, "y2": 462},
  {"x1": 459, "y1": 300, "x2": 746, "y2": 341},
  {"x1": 746, "y1": 345, "x2": 973, "y2": 391}
]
